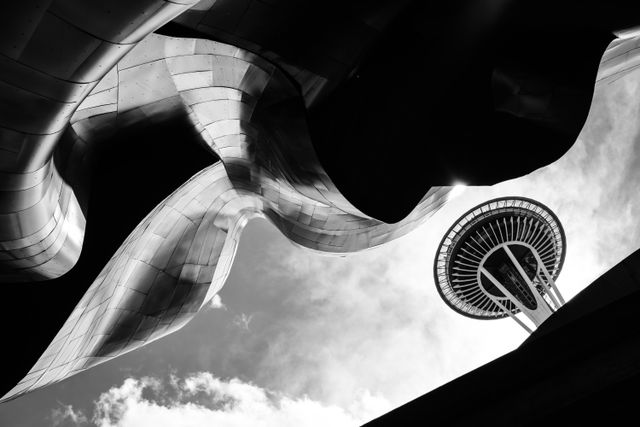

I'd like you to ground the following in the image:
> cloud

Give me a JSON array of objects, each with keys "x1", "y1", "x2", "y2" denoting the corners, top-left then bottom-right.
[
  {"x1": 207, "y1": 294, "x2": 226, "y2": 310},
  {"x1": 76, "y1": 372, "x2": 389, "y2": 427},
  {"x1": 51, "y1": 403, "x2": 89, "y2": 426},
  {"x1": 232, "y1": 313, "x2": 253, "y2": 331}
]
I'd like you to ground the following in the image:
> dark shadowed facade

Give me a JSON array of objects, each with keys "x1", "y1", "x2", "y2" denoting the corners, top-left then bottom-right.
[{"x1": 2, "y1": 0, "x2": 640, "y2": 413}]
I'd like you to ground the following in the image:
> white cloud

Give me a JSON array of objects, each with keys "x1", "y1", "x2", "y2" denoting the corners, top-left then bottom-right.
[
  {"x1": 83, "y1": 372, "x2": 389, "y2": 427},
  {"x1": 207, "y1": 294, "x2": 226, "y2": 310}
]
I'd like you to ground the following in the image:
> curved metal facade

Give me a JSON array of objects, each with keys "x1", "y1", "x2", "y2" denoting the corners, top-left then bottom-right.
[
  {"x1": 0, "y1": 1, "x2": 199, "y2": 282},
  {"x1": 0, "y1": 34, "x2": 453, "y2": 403}
]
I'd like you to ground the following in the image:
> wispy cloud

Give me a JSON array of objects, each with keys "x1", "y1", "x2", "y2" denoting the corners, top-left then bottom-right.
[
  {"x1": 232, "y1": 313, "x2": 253, "y2": 331},
  {"x1": 50, "y1": 403, "x2": 88, "y2": 427}
]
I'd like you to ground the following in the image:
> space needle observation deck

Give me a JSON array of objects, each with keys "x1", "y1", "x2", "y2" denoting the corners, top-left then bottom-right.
[{"x1": 434, "y1": 197, "x2": 566, "y2": 333}]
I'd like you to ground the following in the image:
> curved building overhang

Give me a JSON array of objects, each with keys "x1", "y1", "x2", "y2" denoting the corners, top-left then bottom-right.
[
  {"x1": 159, "y1": 0, "x2": 640, "y2": 221},
  {"x1": 0, "y1": 34, "x2": 454, "y2": 403}
]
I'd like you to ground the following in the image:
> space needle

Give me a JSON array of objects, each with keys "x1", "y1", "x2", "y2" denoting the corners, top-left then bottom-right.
[{"x1": 434, "y1": 197, "x2": 566, "y2": 333}]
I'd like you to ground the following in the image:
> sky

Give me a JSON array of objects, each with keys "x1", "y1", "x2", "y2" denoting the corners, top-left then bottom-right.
[{"x1": 3, "y1": 45, "x2": 640, "y2": 427}]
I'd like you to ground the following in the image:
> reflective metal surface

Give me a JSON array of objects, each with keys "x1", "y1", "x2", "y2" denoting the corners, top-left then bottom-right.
[
  {"x1": 0, "y1": 34, "x2": 454, "y2": 403},
  {"x1": 0, "y1": 1, "x2": 199, "y2": 282}
]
